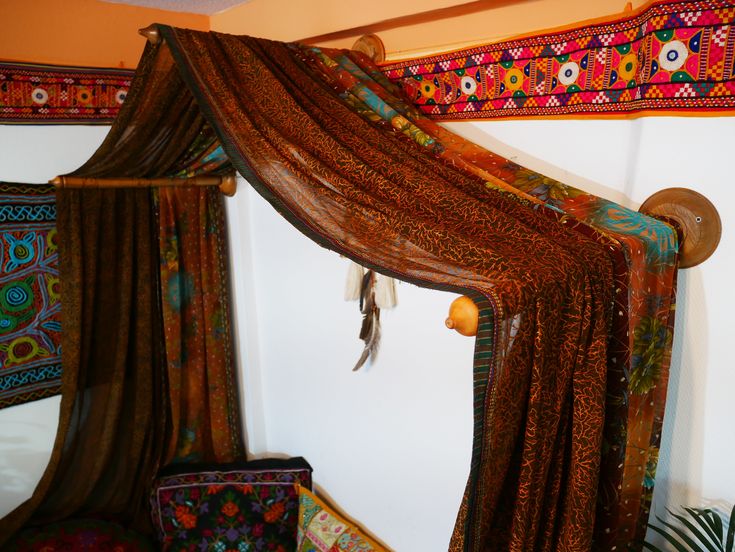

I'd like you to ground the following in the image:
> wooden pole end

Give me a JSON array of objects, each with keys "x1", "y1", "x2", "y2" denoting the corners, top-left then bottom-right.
[
  {"x1": 219, "y1": 174, "x2": 237, "y2": 197},
  {"x1": 139, "y1": 24, "x2": 161, "y2": 44}
]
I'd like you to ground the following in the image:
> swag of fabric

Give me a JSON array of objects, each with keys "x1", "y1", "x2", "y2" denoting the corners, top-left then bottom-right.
[
  {"x1": 0, "y1": 147, "x2": 243, "y2": 542},
  {"x1": 2, "y1": 26, "x2": 678, "y2": 551}
]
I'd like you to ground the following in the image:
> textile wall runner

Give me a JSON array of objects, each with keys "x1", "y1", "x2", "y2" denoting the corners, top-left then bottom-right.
[
  {"x1": 381, "y1": 0, "x2": 735, "y2": 119},
  {"x1": 0, "y1": 183, "x2": 61, "y2": 409},
  {"x1": 0, "y1": 61, "x2": 134, "y2": 124}
]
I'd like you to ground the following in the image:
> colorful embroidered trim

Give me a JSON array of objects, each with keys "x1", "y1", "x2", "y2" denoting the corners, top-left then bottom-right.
[
  {"x1": 0, "y1": 183, "x2": 62, "y2": 410},
  {"x1": 0, "y1": 61, "x2": 134, "y2": 124},
  {"x1": 380, "y1": 0, "x2": 735, "y2": 119}
]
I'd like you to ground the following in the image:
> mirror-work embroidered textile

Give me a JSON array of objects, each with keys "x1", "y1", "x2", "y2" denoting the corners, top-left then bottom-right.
[
  {"x1": 0, "y1": 183, "x2": 61, "y2": 409},
  {"x1": 0, "y1": 61, "x2": 133, "y2": 124},
  {"x1": 381, "y1": 0, "x2": 735, "y2": 119}
]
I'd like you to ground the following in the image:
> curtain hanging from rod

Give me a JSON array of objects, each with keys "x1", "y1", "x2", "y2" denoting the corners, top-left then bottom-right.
[
  {"x1": 35, "y1": 27, "x2": 677, "y2": 551},
  {"x1": 0, "y1": 53, "x2": 243, "y2": 546}
]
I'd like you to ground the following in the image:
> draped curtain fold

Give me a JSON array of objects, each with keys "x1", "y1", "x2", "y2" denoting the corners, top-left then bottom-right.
[
  {"x1": 0, "y1": 188, "x2": 167, "y2": 542},
  {"x1": 156, "y1": 28, "x2": 620, "y2": 551},
  {"x1": 158, "y1": 186, "x2": 244, "y2": 464},
  {"x1": 0, "y1": 47, "x2": 243, "y2": 546}
]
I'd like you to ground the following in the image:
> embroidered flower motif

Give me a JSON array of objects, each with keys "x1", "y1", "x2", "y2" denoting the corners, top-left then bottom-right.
[
  {"x1": 460, "y1": 75, "x2": 477, "y2": 95},
  {"x1": 503, "y1": 68, "x2": 524, "y2": 91},
  {"x1": 417, "y1": 79, "x2": 436, "y2": 99},
  {"x1": 264, "y1": 501, "x2": 286, "y2": 523},
  {"x1": 174, "y1": 505, "x2": 197, "y2": 529},
  {"x1": 221, "y1": 501, "x2": 239, "y2": 517}
]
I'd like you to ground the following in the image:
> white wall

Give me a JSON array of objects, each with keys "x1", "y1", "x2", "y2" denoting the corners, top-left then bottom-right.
[{"x1": 0, "y1": 117, "x2": 733, "y2": 550}]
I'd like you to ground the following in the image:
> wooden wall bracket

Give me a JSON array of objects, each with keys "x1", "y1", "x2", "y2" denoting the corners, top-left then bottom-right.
[
  {"x1": 352, "y1": 34, "x2": 386, "y2": 63},
  {"x1": 639, "y1": 187, "x2": 721, "y2": 269}
]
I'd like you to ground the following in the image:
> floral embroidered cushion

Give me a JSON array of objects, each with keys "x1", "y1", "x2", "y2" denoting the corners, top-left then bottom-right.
[
  {"x1": 7, "y1": 518, "x2": 154, "y2": 551},
  {"x1": 297, "y1": 487, "x2": 387, "y2": 551},
  {"x1": 150, "y1": 457, "x2": 312, "y2": 551}
]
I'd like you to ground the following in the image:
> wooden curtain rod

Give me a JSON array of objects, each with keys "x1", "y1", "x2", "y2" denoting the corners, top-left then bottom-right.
[
  {"x1": 299, "y1": 0, "x2": 516, "y2": 45},
  {"x1": 50, "y1": 174, "x2": 238, "y2": 197}
]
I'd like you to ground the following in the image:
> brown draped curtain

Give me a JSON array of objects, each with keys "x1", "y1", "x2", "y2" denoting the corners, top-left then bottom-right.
[
  {"x1": 158, "y1": 186, "x2": 243, "y2": 465},
  {"x1": 150, "y1": 28, "x2": 614, "y2": 551},
  {"x1": 0, "y1": 42, "x2": 244, "y2": 546},
  {"x1": 0, "y1": 188, "x2": 166, "y2": 541}
]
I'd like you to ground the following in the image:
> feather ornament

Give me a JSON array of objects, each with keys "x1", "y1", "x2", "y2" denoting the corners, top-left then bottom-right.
[
  {"x1": 353, "y1": 269, "x2": 381, "y2": 371},
  {"x1": 344, "y1": 260, "x2": 365, "y2": 301},
  {"x1": 374, "y1": 272, "x2": 398, "y2": 309}
]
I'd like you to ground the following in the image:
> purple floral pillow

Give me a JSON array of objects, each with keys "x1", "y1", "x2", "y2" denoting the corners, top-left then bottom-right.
[{"x1": 150, "y1": 457, "x2": 312, "y2": 551}]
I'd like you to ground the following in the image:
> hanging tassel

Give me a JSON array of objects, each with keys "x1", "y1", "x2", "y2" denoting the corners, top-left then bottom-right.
[
  {"x1": 344, "y1": 260, "x2": 365, "y2": 301},
  {"x1": 373, "y1": 273, "x2": 398, "y2": 310},
  {"x1": 353, "y1": 270, "x2": 381, "y2": 371}
]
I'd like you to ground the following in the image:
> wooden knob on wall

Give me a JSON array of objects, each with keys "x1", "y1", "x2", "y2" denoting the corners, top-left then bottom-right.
[
  {"x1": 639, "y1": 187, "x2": 721, "y2": 268},
  {"x1": 445, "y1": 295, "x2": 479, "y2": 337},
  {"x1": 352, "y1": 34, "x2": 386, "y2": 63}
]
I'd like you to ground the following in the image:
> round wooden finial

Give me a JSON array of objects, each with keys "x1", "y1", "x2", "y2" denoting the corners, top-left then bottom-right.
[
  {"x1": 139, "y1": 24, "x2": 161, "y2": 45},
  {"x1": 352, "y1": 34, "x2": 386, "y2": 63},
  {"x1": 445, "y1": 295, "x2": 479, "y2": 337},
  {"x1": 639, "y1": 187, "x2": 721, "y2": 268},
  {"x1": 218, "y1": 173, "x2": 237, "y2": 197}
]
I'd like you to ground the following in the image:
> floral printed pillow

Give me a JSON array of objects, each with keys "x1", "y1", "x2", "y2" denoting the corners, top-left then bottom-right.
[
  {"x1": 297, "y1": 487, "x2": 387, "y2": 551},
  {"x1": 150, "y1": 457, "x2": 312, "y2": 551}
]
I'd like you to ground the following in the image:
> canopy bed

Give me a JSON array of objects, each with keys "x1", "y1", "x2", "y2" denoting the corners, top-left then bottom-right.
[{"x1": 0, "y1": 1, "x2": 727, "y2": 549}]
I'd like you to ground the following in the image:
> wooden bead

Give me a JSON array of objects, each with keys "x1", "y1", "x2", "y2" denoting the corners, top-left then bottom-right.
[{"x1": 445, "y1": 295, "x2": 479, "y2": 337}]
